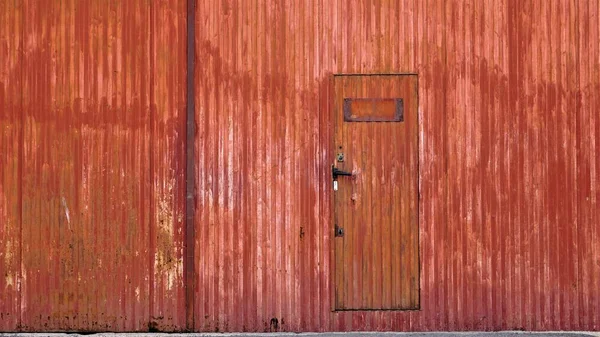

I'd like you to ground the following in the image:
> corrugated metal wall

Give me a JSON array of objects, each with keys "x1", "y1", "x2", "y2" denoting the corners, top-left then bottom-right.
[
  {"x1": 1, "y1": 0, "x2": 600, "y2": 333},
  {"x1": 0, "y1": 0, "x2": 22, "y2": 330},
  {"x1": 0, "y1": 0, "x2": 187, "y2": 331},
  {"x1": 194, "y1": 0, "x2": 600, "y2": 332}
]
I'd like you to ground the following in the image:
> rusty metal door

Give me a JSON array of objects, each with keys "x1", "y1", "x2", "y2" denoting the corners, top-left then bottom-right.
[{"x1": 333, "y1": 74, "x2": 419, "y2": 310}]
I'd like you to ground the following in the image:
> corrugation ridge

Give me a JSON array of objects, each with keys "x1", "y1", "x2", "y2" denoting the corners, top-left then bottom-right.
[
  {"x1": 541, "y1": 1, "x2": 552, "y2": 329},
  {"x1": 591, "y1": 0, "x2": 600, "y2": 330}
]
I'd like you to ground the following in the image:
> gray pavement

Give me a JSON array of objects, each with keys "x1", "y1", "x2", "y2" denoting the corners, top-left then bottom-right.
[{"x1": 1, "y1": 332, "x2": 600, "y2": 337}]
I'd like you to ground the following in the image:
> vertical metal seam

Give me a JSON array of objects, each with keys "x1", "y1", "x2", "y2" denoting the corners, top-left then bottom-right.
[
  {"x1": 441, "y1": 0, "x2": 448, "y2": 314},
  {"x1": 416, "y1": 73, "x2": 422, "y2": 310},
  {"x1": 574, "y1": 0, "x2": 581, "y2": 313},
  {"x1": 149, "y1": 0, "x2": 156, "y2": 328},
  {"x1": 18, "y1": 0, "x2": 24, "y2": 331},
  {"x1": 185, "y1": 0, "x2": 196, "y2": 331}
]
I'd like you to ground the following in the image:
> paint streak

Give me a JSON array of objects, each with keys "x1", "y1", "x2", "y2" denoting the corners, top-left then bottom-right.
[{"x1": 60, "y1": 197, "x2": 70, "y2": 228}]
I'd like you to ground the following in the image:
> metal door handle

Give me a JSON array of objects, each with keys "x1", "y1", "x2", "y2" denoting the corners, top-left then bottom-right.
[{"x1": 332, "y1": 167, "x2": 352, "y2": 179}]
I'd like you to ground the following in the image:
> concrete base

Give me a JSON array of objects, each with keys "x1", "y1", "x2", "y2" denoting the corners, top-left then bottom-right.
[{"x1": 1, "y1": 332, "x2": 600, "y2": 337}]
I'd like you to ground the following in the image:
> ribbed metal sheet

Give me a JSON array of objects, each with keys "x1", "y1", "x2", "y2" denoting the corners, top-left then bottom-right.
[
  {"x1": 193, "y1": 0, "x2": 600, "y2": 331},
  {"x1": 2, "y1": 0, "x2": 600, "y2": 333},
  {"x1": 0, "y1": 0, "x2": 187, "y2": 331},
  {"x1": 0, "y1": 0, "x2": 22, "y2": 331}
]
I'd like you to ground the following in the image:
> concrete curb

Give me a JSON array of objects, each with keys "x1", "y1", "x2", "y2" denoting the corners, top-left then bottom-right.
[{"x1": 1, "y1": 332, "x2": 600, "y2": 337}]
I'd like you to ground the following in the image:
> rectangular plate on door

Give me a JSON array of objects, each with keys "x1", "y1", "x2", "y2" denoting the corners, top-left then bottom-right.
[{"x1": 343, "y1": 98, "x2": 404, "y2": 122}]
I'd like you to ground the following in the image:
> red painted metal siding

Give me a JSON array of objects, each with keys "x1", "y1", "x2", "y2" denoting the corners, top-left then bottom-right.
[
  {"x1": 0, "y1": 0, "x2": 22, "y2": 330},
  {"x1": 2, "y1": 0, "x2": 600, "y2": 333},
  {"x1": 0, "y1": 0, "x2": 187, "y2": 331},
  {"x1": 194, "y1": 0, "x2": 600, "y2": 332}
]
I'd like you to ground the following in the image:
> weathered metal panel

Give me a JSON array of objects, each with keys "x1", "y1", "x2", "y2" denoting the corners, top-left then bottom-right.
[
  {"x1": 0, "y1": 0, "x2": 23, "y2": 331},
  {"x1": 185, "y1": 0, "x2": 197, "y2": 330},
  {"x1": 21, "y1": 1, "x2": 147, "y2": 330},
  {"x1": 194, "y1": 0, "x2": 600, "y2": 331},
  {"x1": 0, "y1": 0, "x2": 187, "y2": 332},
  {"x1": 2, "y1": 0, "x2": 600, "y2": 332},
  {"x1": 150, "y1": 0, "x2": 188, "y2": 331}
]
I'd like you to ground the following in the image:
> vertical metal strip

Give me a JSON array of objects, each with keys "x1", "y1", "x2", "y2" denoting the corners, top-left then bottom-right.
[
  {"x1": 18, "y1": 2, "x2": 25, "y2": 330},
  {"x1": 185, "y1": 0, "x2": 196, "y2": 331},
  {"x1": 149, "y1": 0, "x2": 156, "y2": 327}
]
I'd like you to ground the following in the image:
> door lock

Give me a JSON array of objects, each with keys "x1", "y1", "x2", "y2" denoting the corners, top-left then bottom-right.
[{"x1": 334, "y1": 224, "x2": 344, "y2": 237}]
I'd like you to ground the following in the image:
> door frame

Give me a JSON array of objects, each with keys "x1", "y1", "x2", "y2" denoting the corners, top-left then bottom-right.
[{"x1": 329, "y1": 73, "x2": 421, "y2": 312}]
